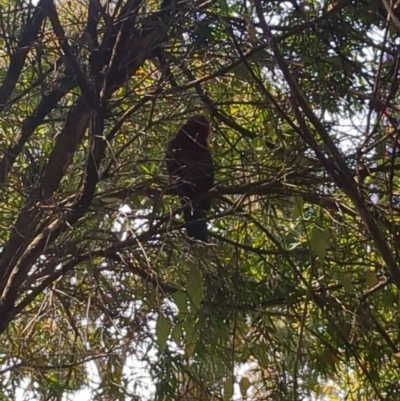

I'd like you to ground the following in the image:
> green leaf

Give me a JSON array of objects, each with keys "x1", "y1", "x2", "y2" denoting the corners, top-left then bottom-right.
[
  {"x1": 310, "y1": 226, "x2": 330, "y2": 259},
  {"x1": 172, "y1": 323, "x2": 183, "y2": 346},
  {"x1": 172, "y1": 290, "x2": 187, "y2": 314},
  {"x1": 240, "y1": 346, "x2": 252, "y2": 363},
  {"x1": 156, "y1": 314, "x2": 172, "y2": 352},
  {"x1": 234, "y1": 64, "x2": 251, "y2": 81},
  {"x1": 217, "y1": 0, "x2": 228, "y2": 14},
  {"x1": 183, "y1": 320, "x2": 198, "y2": 357},
  {"x1": 187, "y1": 265, "x2": 203, "y2": 308},
  {"x1": 292, "y1": 196, "x2": 304, "y2": 219},
  {"x1": 252, "y1": 344, "x2": 269, "y2": 368},
  {"x1": 246, "y1": 20, "x2": 257, "y2": 45},
  {"x1": 319, "y1": 349, "x2": 339, "y2": 373}
]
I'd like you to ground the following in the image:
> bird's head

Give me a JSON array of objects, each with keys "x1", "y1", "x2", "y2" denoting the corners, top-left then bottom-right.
[{"x1": 182, "y1": 115, "x2": 210, "y2": 145}]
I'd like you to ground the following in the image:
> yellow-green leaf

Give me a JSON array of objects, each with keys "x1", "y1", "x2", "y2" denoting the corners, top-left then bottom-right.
[
  {"x1": 239, "y1": 376, "x2": 251, "y2": 397},
  {"x1": 341, "y1": 274, "x2": 355, "y2": 294},
  {"x1": 365, "y1": 269, "x2": 379, "y2": 288},
  {"x1": 224, "y1": 375, "x2": 234, "y2": 401}
]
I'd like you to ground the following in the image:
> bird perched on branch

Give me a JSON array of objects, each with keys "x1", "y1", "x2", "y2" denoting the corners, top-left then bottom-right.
[{"x1": 166, "y1": 115, "x2": 214, "y2": 242}]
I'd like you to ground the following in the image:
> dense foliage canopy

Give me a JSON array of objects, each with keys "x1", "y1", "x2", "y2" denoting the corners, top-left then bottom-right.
[{"x1": 1, "y1": 0, "x2": 400, "y2": 399}]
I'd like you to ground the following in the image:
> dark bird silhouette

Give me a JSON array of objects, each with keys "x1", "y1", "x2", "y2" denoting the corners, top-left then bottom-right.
[{"x1": 166, "y1": 115, "x2": 214, "y2": 242}]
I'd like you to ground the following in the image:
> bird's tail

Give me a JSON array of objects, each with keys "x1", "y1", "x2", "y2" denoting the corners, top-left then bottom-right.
[
  {"x1": 176, "y1": 184, "x2": 209, "y2": 243},
  {"x1": 183, "y1": 207, "x2": 208, "y2": 243}
]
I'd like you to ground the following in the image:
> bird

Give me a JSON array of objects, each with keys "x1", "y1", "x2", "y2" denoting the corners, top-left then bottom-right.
[{"x1": 165, "y1": 115, "x2": 214, "y2": 242}]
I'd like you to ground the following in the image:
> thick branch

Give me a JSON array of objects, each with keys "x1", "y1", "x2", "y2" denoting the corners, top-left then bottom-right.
[
  {"x1": 46, "y1": 2, "x2": 97, "y2": 108},
  {"x1": 0, "y1": 0, "x2": 52, "y2": 110},
  {"x1": 0, "y1": 77, "x2": 75, "y2": 184},
  {"x1": 0, "y1": 0, "x2": 206, "y2": 325}
]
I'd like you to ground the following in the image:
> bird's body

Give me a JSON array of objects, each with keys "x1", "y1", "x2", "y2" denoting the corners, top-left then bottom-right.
[{"x1": 166, "y1": 115, "x2": 214, "y2": 242}]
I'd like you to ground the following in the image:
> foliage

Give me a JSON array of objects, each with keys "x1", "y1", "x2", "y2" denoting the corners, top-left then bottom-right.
[{"x1": 0, "y1": 0, "x2": 400, "y2": 399}]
